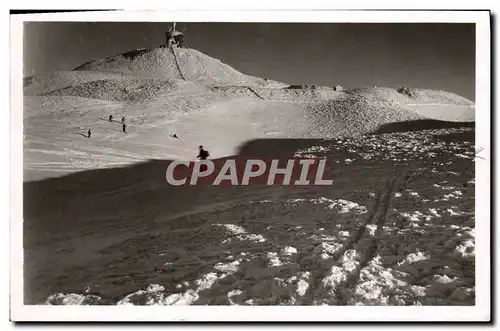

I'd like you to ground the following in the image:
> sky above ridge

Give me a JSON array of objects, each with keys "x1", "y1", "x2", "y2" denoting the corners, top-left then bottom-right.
[{"x1": 23, "y1": 22, "x2": 475, "y2": 100}]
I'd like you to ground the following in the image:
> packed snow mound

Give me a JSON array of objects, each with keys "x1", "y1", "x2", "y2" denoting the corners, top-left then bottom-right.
[
  {"x1": 349, "y1": 87, "x2": 474, "y2": 106},
  {"x1": 25, "y1": 82, "x2": 221, "y2": 123},
  {"x1": 42, "y1": 77, "x2": 182, "y2": 102},
  {"x1": 344, "y1": 87, "x2": 475, "y2": 122},
  {"x1": 24, "y1": 71, "x2": 139, "y2": 96},
  {"x1": 396, "y1": 87, "x2": 474, "y2": 105},
  {"x1": 348, "y1": 87, "x2": 416, "y2": 105},
  {"x1": 23, "y1": 95, "x2": 123, "y2": 119},
  {"x1": 74, "y1": 47, "x2": 276, "y2": 87},
  {"x1": 212, "y1": 84, "x2": 348, "y2": 103},
  {"x1": 258, "y1": 85, "x2": 346, "y2": 102},
  {"x1": 304, "y1": 87, "x2": 474, "y2": 137},
  {"x1": 306, "y1": 94, "x2": 425, "y2": 138},
  {"x1": 74, "y1": 47, "x2": 183, "y2": 78}
]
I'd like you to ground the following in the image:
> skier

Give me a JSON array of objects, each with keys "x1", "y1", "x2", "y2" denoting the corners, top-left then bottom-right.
[
  {"x1": 122, "y1": 123, "x2": 127, "y2": 134},
  {"x1": 109, "y1": 115, "x2": 113, "y2": 122},
  {"x1": 197, "y1": 145, "x2": 210, "y2": 160},
  {"x1": 88, "y1": 129, "x2": 91, "y2": 138},
  {"x1": 171, "y1": 133, "x2": 179, "y2": 139},
  {"x1": 121, "y1": 116, "x2": 125, "y2": 124}
]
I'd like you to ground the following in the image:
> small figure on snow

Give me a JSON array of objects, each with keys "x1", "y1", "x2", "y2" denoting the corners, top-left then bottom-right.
[
  {"x1": 109, "y1": 115, "x2": 113, "y2": 122},
  {"x1": 122, "y1": 123, "x2": 127, "y2": 134},
  {"x1": 171, "y1": 133, "x2": 179, "y2": 139},
  {"x1": 88, "y1": 129, "x2": 91, "y2": 138},
  {"x1": 121, "y1": 116, "x2": 126, "y2": 124},
  {"x1": 197, "y1": 145, "x2": 210, "y2": 160}
]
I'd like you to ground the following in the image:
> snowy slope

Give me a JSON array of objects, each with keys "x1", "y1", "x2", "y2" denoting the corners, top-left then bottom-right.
[
  {"x1": 23, "y1": 72, "x2": 474, "y2": 180},
  {"x1": 26, "y1": 127, "x2": 476, "y2": 306}
]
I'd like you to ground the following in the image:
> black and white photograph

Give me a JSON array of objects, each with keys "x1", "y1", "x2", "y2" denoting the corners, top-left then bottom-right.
[{"x1": 9, "y1": 9, "x2": 491, "y2": 322}]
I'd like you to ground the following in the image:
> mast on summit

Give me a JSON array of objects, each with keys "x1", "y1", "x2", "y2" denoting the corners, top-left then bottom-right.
[{"x1": 165, "y1": 22, "x2": 184, "y2": 48}]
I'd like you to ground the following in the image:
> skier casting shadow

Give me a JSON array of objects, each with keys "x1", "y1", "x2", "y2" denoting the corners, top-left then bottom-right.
[
  {"x1": 197, "y1": 145, "x2": 210, "y2": 160},
  {"x1": 196, "y1": 145, "x2": 210, "y2": 173}
]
